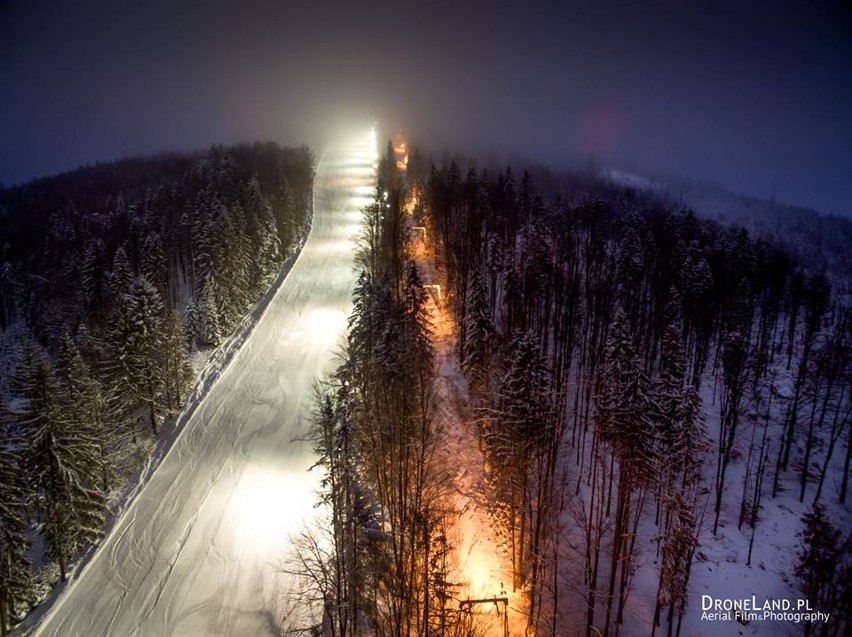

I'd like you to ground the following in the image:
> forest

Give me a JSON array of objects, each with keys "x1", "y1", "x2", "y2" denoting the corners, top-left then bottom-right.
[
  {"x1": 0, "y1": 133, "x2": 849, "y2": 637},
  {"x1": 302, "y1": 141, "x2": 851, "y2": 637},
  {"x1": 0, "y1": 142, "x2": 314, "y2": 635}
]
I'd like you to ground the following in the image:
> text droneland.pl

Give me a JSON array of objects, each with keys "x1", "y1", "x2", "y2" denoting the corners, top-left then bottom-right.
[{"x1": 700, "y1": 595, "x2": 830, "y2": 625}]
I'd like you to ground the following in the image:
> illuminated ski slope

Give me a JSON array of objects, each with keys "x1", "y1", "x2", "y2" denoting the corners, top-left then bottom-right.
[{"x1": 30, "y1": 130, "x2": 377, "y2": 637}]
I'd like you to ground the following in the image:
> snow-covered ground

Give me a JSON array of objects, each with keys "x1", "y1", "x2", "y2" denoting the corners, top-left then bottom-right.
[{"x1": 25, "y1": 130, "x2": 377, "y2": 637}]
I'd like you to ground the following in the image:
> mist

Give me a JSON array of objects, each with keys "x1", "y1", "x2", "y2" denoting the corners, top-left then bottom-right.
[{"x1": 1, "y1": 0, "x2": 850, "y2": 215}]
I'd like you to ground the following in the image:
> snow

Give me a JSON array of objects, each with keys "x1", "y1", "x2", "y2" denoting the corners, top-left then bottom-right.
[
  {"x1": 25, "y1": 131, "x2": 377, "y2": 637},
  {"x1": 566, "y1": 355, "x2": 849, "y2": 637},
  {"x1": 603, "y1": 168, "x2": 662, "y2": 192}
]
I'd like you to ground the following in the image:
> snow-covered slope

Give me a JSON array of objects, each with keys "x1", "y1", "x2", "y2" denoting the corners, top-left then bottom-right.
[
  {"x1": 27, "y1": 131, "x2": 376, "y2": 637},
  {"x1": 602, "y1": 167, "x2": 852, "y2": 279}
]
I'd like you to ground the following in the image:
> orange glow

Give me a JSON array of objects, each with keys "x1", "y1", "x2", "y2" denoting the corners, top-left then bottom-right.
[
  {"x1": 456, "y1": 514, "x2": 506, "y2": 598},
  {"x1": 404, "y1": 193, "x2": 419, "y2": 214},
  {"x1": 409, "y1": 225, "x2": 426, "y2": 242},
  {"x1": 393, "y1": 133, "x2": 409, "y2": 172},
  {"x1": 423, "y1": 283, "x2": 442, "y2": 301},
  {"x1": 407, "y1": 178, "x2": 524, "y2": 634}
]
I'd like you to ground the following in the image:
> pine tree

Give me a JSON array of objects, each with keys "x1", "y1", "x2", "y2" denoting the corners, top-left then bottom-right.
[
  {"x1": 795, "y1": 505, "x2": 851, "y2": 637},
  {"x1": 197, "y1": 277, "x2": 223, "y2": 347},
  {"x1": 111, "y1": 276, "x2": 168, "y2": 436},
  {"x1": 12, "y1": 343, "x2": 106, "y2": 581},
  {"x1": 162, "y1": 309, "x2": 194, "y2": 411},
  {"x1": 0, "y1": 398, "x2": 31, "y2": 637},
  {"x1": 650, "y1": 326, "x2": 707, "y2": 637},
  {"x1": 213, "y1": 202, "x2": 252, "y2": 322},
  {"x1": 183, "y1": 300, "x2": 203, "y2": 351},
  {"x1": 713, "y1": 331, "x2": 748, "y2": 534},
  {"x1": 488, "y1": 330, "x2": 551, "y2": 592},
  {"x1": 107, "y1": 246, "x2": 134, "y2": 299},
  {"x1": 653, "y1": 493, "x2": 698, "y2": 637},
  {"x1": 461, "y1": 262, "x2": 492, "y2": 397},
  {"x1": 597, "y1": 311, "x2": 656, "y2": 478},
  {"x1": 243, "y1": 176, "x2": 281, "y2": 288},
  {"x1": 309, "y1": 384, "x2": 383, "y2": 637},
  {"x1": 678, "y1": 244, "x2": 714, "y2": 383},
  {"x1": 401, "y1": 261, "x2": 433, "y2": 376},
  {"x1": 140, "y1": 233, "x2": 169, "y2": 309},
  {"x1": 655, "y1": 324, "x2": 707, "y2": 489},
  {"x1": 191, "y1": 199, "x2": 217, "y2": 286},
  {"x1": 57, "y1": 334, "x2": 115, "y2": 491},
  {"x1": 80, "y1": 239, "x2": 107, "y2": 317},
  {"x1": 596, "y1": 310, "x2": 656, "y2": 636}
]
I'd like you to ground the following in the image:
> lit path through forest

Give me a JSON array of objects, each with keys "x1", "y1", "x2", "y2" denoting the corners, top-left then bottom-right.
[
  {"x1": 405, "y1": 183, "x2": 522, "y2": 636},
  {"x1": 29, "y1": 131, "x2": 377, "y2": 637}
]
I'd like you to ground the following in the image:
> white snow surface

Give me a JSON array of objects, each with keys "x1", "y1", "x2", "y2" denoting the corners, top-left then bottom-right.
[{"x1": 27, "y1": 132, "x2": 377, "y2": 637}]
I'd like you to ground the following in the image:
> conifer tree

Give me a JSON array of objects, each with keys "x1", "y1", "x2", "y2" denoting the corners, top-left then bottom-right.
[
  {"x1": 654, "y1": 324, "x2": 707, "y2": 489},
  {"x1": 795, "y1": 505, "x2": 851, "y2": 637},
  {"x1": 244, "y1": 176, "x2": 281, "y2": 287},
  {"x1": 107, "y1": 246, "x2": 134, "y2": 299},
  {"x1": 13, "y1": 343, "x2": 106, "y2": 581},
  {"x1": 652, "y1": 493, "x2": 698, "y2": 637},
  {"x1": 191, "y1": 200, "x2": 217, "y2": 286},
  {"x1": 401, "y1": 261, "x2": 433, "y2": 376},
  {"x1": 56, "y1": 334, "x2": 114, "y2": 491},
  {"x1": 596, "y1": 310, "x2": 656, "y2": 636},
  {"x1": 714, "y1": 331, "x2": 748, "y2": 534},
  {"x1": 80, "y1": 239, "x2": 107, "y2": 317},
  {"x1": 197, "y1": 277, "x2": 223, "y2": 347},
  {"x1": 778, "y1": 273, "x2": 831, "y2": 488},
  {"x1": 678, "y1": 244, "x2": 714, "y2": 383},
  {"x1": 0, "y1": 398, "x2": 31, "y2": 637},
  {"x1": 183, "y1": 300, "x2": 203, "y2": 351},
  {"x1": 112, "y1": 276, "x2": 168, "y2": 435},
  {"x1": 308, "y1": 384, "x2": 383, "y2": 637},
  {"x1": 140, "y1": 233, "x2": 169, "y2": 309},
  {"x1": 488, "y1": 330, "x2": 551, "y2": 592},
  {"x1": 162, "y1": 309, "x2": 194, "y2": 411},
  {"x1": 461, "y1": 262, "x2": 492, "y2": 397},
  {"x1": 213, "y1": 202, "x2": 252, "y2": 322}
]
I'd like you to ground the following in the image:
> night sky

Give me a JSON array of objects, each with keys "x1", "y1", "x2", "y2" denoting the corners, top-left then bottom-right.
[{"x1": 1, "y1": 0, "x2": 850, "y2": 216}]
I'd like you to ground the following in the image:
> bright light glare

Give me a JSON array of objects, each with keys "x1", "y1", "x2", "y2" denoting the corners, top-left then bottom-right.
[
  {"x1": 457, "y1": 513, "x2": 506, "y2": 599},
  {"x1": 340, "y1": 165, "x2": 375, "y2": 178},
  {"x1": 230, "y1": 467, "x2": 316, "y2": 556},
  {"x1": 317, "y1": 239, "x2": 355, "y2": 255},
  {"x1": 465, "y1": 554, "x2": 500, "y2": 599},
  {"x1": 305, "y1": 308, "x2": 347, "y2": 346},
  {"x1": 350, "y1": 195, "x2": 373, "y2": 209},
  {"x1": 350, "y1": 153, "x2": 375, "y2": 165}
]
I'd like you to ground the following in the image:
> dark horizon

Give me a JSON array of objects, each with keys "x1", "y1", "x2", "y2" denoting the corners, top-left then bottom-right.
[{"x1": 2, "y1": 0, "x2": 851, "y2": 217}]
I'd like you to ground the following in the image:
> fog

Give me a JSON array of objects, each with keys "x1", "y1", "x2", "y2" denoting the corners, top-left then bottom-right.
[{"x1": 1, "y1": 0, "x2": 850, "y2": 215}]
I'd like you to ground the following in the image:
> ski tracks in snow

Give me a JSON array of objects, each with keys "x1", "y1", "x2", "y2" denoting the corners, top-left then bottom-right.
[{"x1": 27, "y1": 132, "x2": 377, "y2": 637}]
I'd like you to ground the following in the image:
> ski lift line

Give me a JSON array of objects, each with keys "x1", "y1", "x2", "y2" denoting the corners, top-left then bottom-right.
[
  {"x1": 459, "y1": 597, "x2": 510, "y2": 637},
  {"x1": 459, "y1": 596, "x2": 509, "y2": 609},
  {"x1": 423, "y1": 283, "x2": 442, "y2": 299}
]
